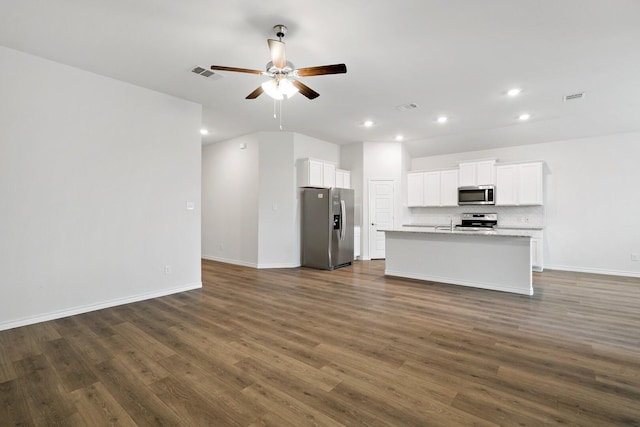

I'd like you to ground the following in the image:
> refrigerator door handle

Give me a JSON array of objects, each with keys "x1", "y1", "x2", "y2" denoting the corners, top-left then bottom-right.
[{"x1": 340, "y1": 199, "x2": 346, "y2": 241}]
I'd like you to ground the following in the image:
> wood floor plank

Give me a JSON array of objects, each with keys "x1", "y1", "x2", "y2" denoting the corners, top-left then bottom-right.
[
  {"x1": 13, "y1": 354, "x2": 78, "y2": 424},
  {"x1": 41, "y1": 338, "x2": 98, "y2": 392},
  {"x1": 1, "y1": 260, "x2": 640, "y2": 425},
  {"x1": 0, "y1": 379, "x2": 32, "y2": 427},
  {"x1": 69, "y1": 381, "x2": 137, "y2": 426},
  {"x1": 156, "y1": 354, "x2": 268, "y2": 425},
  {"x1": 234, "y1": 356, "x2": 377, "y2": 426},
  {"x1": 150, "y1": 376, "x2": 248, "y2": 426},
  {"x1": 229, "y1": 337, "x2": 342, "y2": 392},
  {"x1": 92, "y1": 357, "x2": 182, "y2": 427}
]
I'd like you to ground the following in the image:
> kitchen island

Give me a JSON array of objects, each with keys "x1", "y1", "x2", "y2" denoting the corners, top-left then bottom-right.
[{"x1": 381, "y1": 227, "x2": 534, "y2": 295}]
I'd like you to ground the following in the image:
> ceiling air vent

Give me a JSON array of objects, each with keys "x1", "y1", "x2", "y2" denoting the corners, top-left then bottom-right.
[
  {"x1": 563, "y1": 92, "x2": 585, "y2": 102},
  {"x1": 190, "y1": 66, "x2": 223, "y2": 81},
  {"x1": 396, "y1": 103, "x2": 419, "y2": 112}
]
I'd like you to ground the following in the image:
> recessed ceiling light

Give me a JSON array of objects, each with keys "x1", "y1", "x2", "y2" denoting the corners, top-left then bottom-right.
[
  {"x1": 395, "y1": 135, "x2": 404, "y2": 141},
  {"x1": 518, "y1": 113, "x2": 531, "y2": 121},
  {"x1": 363, "y1": 120, "x2": 374, "y2": 127},
  {"x1": 200, "y1": 129, "x2": 209, "y2": 135},
  {"x1": 437, "y1": 116, "x2": 448, "y2": 124},
  {"x1": 507, "y1": 88, "x2": 522, "y2": 97}
]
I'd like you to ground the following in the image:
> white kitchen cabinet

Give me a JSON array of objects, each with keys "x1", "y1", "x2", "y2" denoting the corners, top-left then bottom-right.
[
  {"x1": 406, "y1": 169, "x2": 458, "y2": 207},
  {"x1": 323, "y1": 162, "x2": 336, "y2": 188},
  {"x1": 298, "y1": 158, "x2": 338, "y2": 188},
  {"x1": 458, "y1": 160, "x2": 496, "y2": 186},
  {"x1": 495, "y1": 162, "x2": 543, "y2": 206},
  {"x1": 423, "y1": 171, "x2": 441, "y2": 206},
  {"x1": 335, "y1": 169, "x2": 351, "y2": 189},
  {"x1": 407, "y1": 172, "x2": 424, "y2": 207},
  {"x1": 495, "y1": 165, "x2": 518, "y2": 205},
  {"x1": 518, "y1": 162, "x2": 543, "y2": 205},
  {"x1": 531, "y1": 231, "x2": 544, "y2": 272},
  {"x1": 354, "y1": 226, "x2": 361, "y2": 259},
  {"x1": 440, "y1": 169, "x2": 459, "y2": 206},
  {"x1": 308, "y1": 159, "x2": 324, "y2": 186}
]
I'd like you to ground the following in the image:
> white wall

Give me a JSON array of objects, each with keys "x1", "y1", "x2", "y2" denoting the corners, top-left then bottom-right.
[
  {"x1": 410, "y1": 131, "x2": 640, "y2": 277},
  {"x1": 201, "y1": 134, "x2": 260, "y2": 266},
  {"x1": 341, "y1": 142, "x2": 364, "y2": 227},
  {"x1": 0, "y1": 47, "x2": 202, "y2": 330},
  {"x1": 361, "y1": 142, "x2": 404, "y2": 260},
  {"x1": 202, "y1": 131, "x2": 341, "y2": 268},
  {"x1": 258, "y1": 133, "x2": 295, "y2": 267}
]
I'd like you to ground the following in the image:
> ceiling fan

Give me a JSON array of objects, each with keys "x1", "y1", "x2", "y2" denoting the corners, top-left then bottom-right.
[{"x1": 211, "y1": 25, "x2": 347, "y2": 100}]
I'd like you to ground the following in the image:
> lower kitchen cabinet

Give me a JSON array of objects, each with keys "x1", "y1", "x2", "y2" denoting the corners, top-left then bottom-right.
[{"x1": 531, "y1": 231, "x2": 544, "y2": 272}]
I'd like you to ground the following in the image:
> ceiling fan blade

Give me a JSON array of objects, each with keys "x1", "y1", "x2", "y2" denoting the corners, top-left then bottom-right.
[
  {"x1": 246, "y1": 86, "x2": 264, "y2": 99},
  {"x1": 296, "y1": 64, "x2": 347, "y2": 77},
  {"x1": 268, "y1": 39, "x2": 286, "y2": 68},
  {"x1": 210, "y1": 65, "x2": 263, "y2": 75},
  {"x1": 292, "y1": 80, "x2": 320, "y2": 99}
]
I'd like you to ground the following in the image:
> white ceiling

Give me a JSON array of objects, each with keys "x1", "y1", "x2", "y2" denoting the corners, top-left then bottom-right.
[{"x1": 2, "y1": 1, "x2": 639, "y2": 157}]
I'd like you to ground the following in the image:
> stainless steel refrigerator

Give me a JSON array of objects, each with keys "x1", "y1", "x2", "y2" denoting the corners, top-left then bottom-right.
[{"x1": 301, "y1": 187, "x2": 354, "y2": 270}]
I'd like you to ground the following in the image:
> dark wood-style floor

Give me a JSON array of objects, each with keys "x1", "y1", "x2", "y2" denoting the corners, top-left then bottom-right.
[{"x1": 1, "y1": 260, "x2": 640, "y2": 426}]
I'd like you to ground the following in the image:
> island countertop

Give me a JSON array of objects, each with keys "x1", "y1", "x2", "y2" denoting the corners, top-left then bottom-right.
[{"x1": 381, "y1": 226, "x2": 537, "y2": 238}]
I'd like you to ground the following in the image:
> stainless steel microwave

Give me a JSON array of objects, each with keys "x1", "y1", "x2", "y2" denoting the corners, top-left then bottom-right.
[{"x1": 458, "y1": 185, "x2": 495, "y2": 205}]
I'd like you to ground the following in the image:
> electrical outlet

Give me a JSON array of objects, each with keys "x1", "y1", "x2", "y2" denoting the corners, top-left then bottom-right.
[
  {"x1": 632, "y1": 253, "x2": 639, "y2": 262},
  {"x1": 164, "y1": 265, "x2": 172, "y2": 275}
]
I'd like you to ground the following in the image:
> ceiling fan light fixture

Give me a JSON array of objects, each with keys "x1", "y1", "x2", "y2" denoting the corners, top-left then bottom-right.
[
  {"x1": 261, "y1": 78, "x2": 298, "y2": 100},
  {"x1": 279, "y1": 78, "x2": 299, "y2": 99},
  {"x1": 261, "y1": 79, "x2": 283, "y2": 100}
]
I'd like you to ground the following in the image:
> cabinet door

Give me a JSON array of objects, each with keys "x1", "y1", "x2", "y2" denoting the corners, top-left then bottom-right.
[
  {"x1": 518, "y1": 162, "x2": 543, "y2": 205},
  {"x1": 343, "y1": 171, "x2": 351, "y2": 189},
  {"x1": 323, "y1": 163, "x2": 336, "y2": 187},
  {"x1": 495, "y1": 165, "x2": 518, "y2": 205},
  {"x1": 440, "y1": 169, "x2": 459, "y2": 206},
  {"x1": 308, "y1": 160, "x2": 324, "y2": 187},
  {"x1": 531, "y1": 234, "x2": 543, "y2": 271},
  {"x1": 423, "y1": 171, "x2": 441, "y2": 206},
  {"x1": 476, "y1": 160, "x2": 495, "y2": 185},
  {"x1": 335, "y1": 170, "x2": 345, "y2": 189},
  {"x1": 458, "y1": 163, "x2": 476, "y2": 187},
  {"x1": 407, "y1": 172, "x2": 424, "y2": 207}
]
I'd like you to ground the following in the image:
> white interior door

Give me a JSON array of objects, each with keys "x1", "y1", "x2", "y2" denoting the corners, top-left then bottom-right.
[{"x1": 368, "y1": 179, "x2": 395, "y2": 259}]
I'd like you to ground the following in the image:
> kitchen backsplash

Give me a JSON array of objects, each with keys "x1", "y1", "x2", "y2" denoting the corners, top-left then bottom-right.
[{"x1": 406, "y1": 205, "x2": 544, "y2": 228}]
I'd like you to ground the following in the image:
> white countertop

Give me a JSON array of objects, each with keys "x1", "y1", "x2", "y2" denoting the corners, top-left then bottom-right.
[
  {"x1": 382, "y1": 226, "x2": 537, "y2": 238},
  {"x1": 402, "y1": 223, "x2": 543, "y2": 230}
]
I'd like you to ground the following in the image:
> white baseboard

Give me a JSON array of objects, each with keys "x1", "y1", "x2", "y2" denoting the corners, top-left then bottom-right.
[
  {"x1": 202, "y1": 254, "x2": 258, "y2": 268},
  {"x1": 0, "y1": 282, "x2": 202, "y2": 332},
  {"x1": 544, "y1": 264, "x2": 640, "y2": 278},
  {"x1": 257, "y1": 262, "x2": 300, "y2": 269},
  {"x1": 202, "y1": 254, "x2": 300, "y2": 269}
]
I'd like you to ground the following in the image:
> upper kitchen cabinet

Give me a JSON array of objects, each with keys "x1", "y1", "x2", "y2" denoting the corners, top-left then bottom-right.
[
  {"x1": 407, "y1": 169, "x2": 459, "y2": 207},
  {"x1": 299, "y1": 158, "x2": 337, "y2": 188},
  {"x1": 440, "y1": 169, "x2": 460, "y2": 206},
  {"x1": 335, "y1": 169, "x2": 351, "y2": 189},
  {"x1": 407, "y1": 172, "x2": 425, "y2": 206},
  {"x1": 459, "y1": 160, "x2": 496, "y2": 186},
  {"x1": 495, "y1": 161, "x2": 543, "y2": 206}
]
